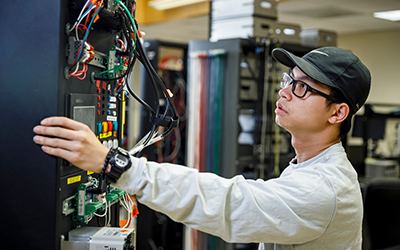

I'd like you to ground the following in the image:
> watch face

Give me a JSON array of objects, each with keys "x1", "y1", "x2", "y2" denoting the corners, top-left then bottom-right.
[{"x1": 115, "y1": 153, "x2": 129, "y2": 168}]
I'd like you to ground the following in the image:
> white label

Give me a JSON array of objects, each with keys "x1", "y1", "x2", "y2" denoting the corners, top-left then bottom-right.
[
  {"x1": 107, "y1": 116, "x2": 117, "y2": 121},
  {"x1": 103, "y1": 229, "x2": 121, "y2": 236},
  {"x1": 108, "y1": 50, "x2": 115, "y2": 72},
  {"x1": 78, "y1": 190, "x2": 85, "y2": 216},
  {"x1": 284, "y1": 28, "x2": 296, "y2": 36},
  {"x1": 260, "y1": 1, "x2": 272, "y2": 9}
]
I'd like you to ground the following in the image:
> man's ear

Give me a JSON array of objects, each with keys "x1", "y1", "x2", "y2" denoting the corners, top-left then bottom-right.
[{"x1": 328, "y1": 103, "x2": 350, "y2": 124}]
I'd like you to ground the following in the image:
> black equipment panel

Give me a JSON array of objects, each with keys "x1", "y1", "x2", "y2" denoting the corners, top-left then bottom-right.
[{"x1": 0, "y1": 1, "x2": 128, "y2": 249}]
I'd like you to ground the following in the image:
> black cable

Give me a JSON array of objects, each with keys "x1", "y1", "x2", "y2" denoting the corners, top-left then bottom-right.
[
  {"x1": 134, "y1": 34, "x2": 180, "y2": 145},
  {"x1": 93, "y1": 26, "x2": 134, "y2": 80},
  {"x1": 97, "y1": 213, "x2": 105, "y2": 227},
  {"x1": 134, "y1": 48, "x2": 160, "y2": 116},
  {"x1": 135, "y1": 36, "x2": 178, "y2": 119},
  {"x1": 134, "y1": 35, "x2": 178, "y2": 129},
  {"x1": 133, "y1": 52, "x2": 176, "y2": 144},
  {"x1": 133, "y1": 46, "x2": 160, "y2": 146},
  {"x1": 94, "y1": 6, "x2": 136, "y2": 81},
  {"x1": 125, "y1": 78, "x2": 155, "y2": 115},
  {"x1": 137, "y1": 52, "x2": 159, "y2": 143},
  {"x1": 117, "y1": 3, "x2": 160, "y2": 148},
  {"x1": 94, "y1": 3, "x2": 179, "y2": 147}
]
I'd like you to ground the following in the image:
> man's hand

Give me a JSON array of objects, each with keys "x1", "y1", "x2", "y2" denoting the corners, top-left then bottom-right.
[{"x1": 33, "y1": 117, "x2": 109, "y2": 173}]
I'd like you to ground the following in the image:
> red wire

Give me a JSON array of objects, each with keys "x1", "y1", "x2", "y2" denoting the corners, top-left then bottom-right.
[
  {"x1": 76, "y1": 64, "x2": 88, "y2": 80},
  {"x1": 68, "y1": 2, "x2": 105, "y2": 80},
  {"x1": 70, "y1": 3, "x2": 99, "y2": 70},
  {"x1": 84, "y1": 5, "x2": 91, "y2": 26},
  {"x1": 78, "y1": 23, "x2": 87, "y2": 35},
  {"x1": 118, "y1": 39, "x2": 126, "y2": 51},
  {"x1": 69, "y1": 63, "x2": 88, "y2": 80}
]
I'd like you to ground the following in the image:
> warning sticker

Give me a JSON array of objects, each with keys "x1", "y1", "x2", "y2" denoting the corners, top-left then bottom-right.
[
  {"x1": 67, "y1": 175, "x2": 81, "y2": 185},
  {"x1": 100, "y1": 131, "x2": 112, "y2": 139}
]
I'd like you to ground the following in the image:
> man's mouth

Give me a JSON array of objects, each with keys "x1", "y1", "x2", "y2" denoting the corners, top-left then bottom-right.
[{"x1": 276, "y1": 101, "x2": 286, "y2": 113}]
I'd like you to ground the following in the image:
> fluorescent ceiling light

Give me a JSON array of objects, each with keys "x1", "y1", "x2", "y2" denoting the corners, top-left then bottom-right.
[
  {"x1": 149, "y1": 0, "x2": 209, "y2": 11},
  {"x1": 373, "y1": 10, "x2": 400, "y2": 21}
]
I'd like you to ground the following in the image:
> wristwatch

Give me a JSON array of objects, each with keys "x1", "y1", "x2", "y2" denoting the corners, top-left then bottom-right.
[{"x1": 107, "y1": 147, "x2": 132, "y2": 183}]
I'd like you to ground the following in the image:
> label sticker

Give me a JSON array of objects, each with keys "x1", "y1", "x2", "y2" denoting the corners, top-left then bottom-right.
[
  {"x1": 100, "y1": 131, "x2": 112, "y2": 139},
  {"x1": 78, "y1": 190, "x2": 85, "y2": 216},
  {"x1": 107, "y1": 115, "x2": 117, "y2": 122},
  {"x1": 67, "y1": 175, "x2": 81, "y2": 185}
]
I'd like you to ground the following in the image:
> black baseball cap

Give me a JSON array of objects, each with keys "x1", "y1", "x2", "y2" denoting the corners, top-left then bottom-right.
[{"x1": 272, "y1": 46, "x2": 371, "y2": 113}]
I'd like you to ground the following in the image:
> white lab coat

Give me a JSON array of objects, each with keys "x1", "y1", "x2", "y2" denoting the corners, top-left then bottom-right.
[{"x1": 113, "y1": 142, "x2": 363, "y2": 249}]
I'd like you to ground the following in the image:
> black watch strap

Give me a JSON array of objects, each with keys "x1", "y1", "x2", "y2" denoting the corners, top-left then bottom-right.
[{"x1": 107, "y1": 147, "x2": 132, "y2": 183}]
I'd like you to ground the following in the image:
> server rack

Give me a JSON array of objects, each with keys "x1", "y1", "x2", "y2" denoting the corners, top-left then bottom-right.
[
  {"x1": 136, "y1": 40, "x2": 188, "y2": 250},
  {"x1": 138, "y1": 40, "x2": 188, "y2": 161},
  {"x1": 189, "y1": 39, "x2": 307, "y2": 180},
  {"x1": 0, "y1": 1, "x2": 132, "y2": 249},
  {"x1": 188, "y1": 38, "x2": 315, "y2": 250}
]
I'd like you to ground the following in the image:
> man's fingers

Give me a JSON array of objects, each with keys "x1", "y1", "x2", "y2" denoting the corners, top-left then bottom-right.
[
  {"x1": 38, "y1": 139, "x2": 86, "y2": 165},
  {"x1": 41, "y1": 145, "x2": 76, "y2": 162},
  {"x1": 33, "y1": 125, "x2": 77, "y2": 141},
  {"x1": 33, "y1": 135, "x2": 75, "y2": 150},
  {"x1": 41, "y1": 116, "x2": 88, "y2": 131},
  {"x1": 33, "y1": 116, "x2": 108, "y2": 173}
]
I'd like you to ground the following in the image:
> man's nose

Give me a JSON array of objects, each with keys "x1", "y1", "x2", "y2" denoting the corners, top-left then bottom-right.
[{"x1": 278, "y1": 85, "x2": 292, "y2": 100}]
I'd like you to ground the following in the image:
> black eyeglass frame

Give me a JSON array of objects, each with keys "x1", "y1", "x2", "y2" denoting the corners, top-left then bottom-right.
[{"x1": 280, "y1": 72, "x2": 342, "y2": 103}]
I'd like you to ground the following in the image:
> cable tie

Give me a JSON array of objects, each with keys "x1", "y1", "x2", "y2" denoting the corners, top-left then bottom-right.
[{"x1": 149, "y1": 114, "x2": 179, "y2": 129}]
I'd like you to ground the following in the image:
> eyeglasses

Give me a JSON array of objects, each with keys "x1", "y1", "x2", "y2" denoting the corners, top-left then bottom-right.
[{"x1": 280, "y1": 72, "x2": 341, "y2": 102}]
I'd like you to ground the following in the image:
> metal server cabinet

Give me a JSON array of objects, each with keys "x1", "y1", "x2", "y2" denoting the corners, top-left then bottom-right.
[
  {"x1": 189, "y1": 38, "x2": 269, "y2": 250},
  {"x1": 188, "y1": 38, "x2": 265, "y2": 250},
  {"x1": 188, "y1": 38, "x2": 315, "y2": 249},
  {"x1": 189, "y1": 38, "x2": 268, "y2": 181},
  {"x1": 189, "y1": 39, "x2": 315, "y2": 180},
  {"x1": 138, "y1": 40, "x2": 188, "y2": 161},
  {"x1": 0, "y1": 1, "x2": 127, "y2": 249},
  {"x1": 137, "y1": 40, "x2": 188, "y2": 250}
]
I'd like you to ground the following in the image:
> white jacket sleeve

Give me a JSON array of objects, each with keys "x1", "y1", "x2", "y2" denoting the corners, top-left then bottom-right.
[{"x1": 112, "y1": 156, "x2": 336, "y2": 244}]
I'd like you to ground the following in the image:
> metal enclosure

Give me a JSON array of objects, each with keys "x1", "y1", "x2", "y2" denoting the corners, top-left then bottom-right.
[
  {"x1": 189, "y1": 39, "x2": 308, "y2": 180},
  {"x1": 188, "y1": 38, "x2": 316, "y2": 249},
  {"x1": 136, "y1": 40, "x2": 188, "y2": 250},
  {"x1": 0, "y1": 1, "x2": 125, "y2": 249}
]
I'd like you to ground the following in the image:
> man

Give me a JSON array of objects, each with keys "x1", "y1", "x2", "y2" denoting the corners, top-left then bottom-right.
[{"x1": 33, "y1": 46, "x2": 371, "y2": 249}]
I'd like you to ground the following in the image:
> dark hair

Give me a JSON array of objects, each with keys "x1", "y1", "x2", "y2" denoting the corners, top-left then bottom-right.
[{"x1": 326, "y1": 87, "x2": 353, "y2": 139}]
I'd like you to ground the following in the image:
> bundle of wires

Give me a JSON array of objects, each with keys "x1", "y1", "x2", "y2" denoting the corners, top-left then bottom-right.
[
  {"x1": 94, "y1": 200, "x2": 112, "y2": 226},
  {"x1": 93, "y1": 194, "x2": 136, "y2": 228},
  {"x1": 99, "y1": 0, "x2": 178, "y2": 155},
  {"x1": 155, "y1": 62, "x2": 187, "y2": 163},
  {"x1": 68, "y1": 0, "x2": 103, "y2": 79},
  {"x1": 120, "y1": 194, "x2": 137, "y2": 228},
  {"x1": 68, "y1": 0, "x2": 179, "y2": 154}
]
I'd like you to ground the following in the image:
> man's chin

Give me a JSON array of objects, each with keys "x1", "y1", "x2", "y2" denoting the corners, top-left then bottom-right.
[{"x1": 275, "y1": 118, "x2": 291, "y2": 134}]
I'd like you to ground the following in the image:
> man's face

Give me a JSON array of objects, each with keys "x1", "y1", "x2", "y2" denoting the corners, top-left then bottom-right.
[{"x1": 275, "y1": 66, "x2": 335, "y2": 137}]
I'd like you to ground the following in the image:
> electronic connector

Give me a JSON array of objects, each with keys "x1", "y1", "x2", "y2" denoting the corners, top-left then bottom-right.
[
  {"x1": 62, "y1": 177, "x2": 127, "y2": 224},
  {"x1": 67, "y1": 36, "x2": 107, "y2": 69}
]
